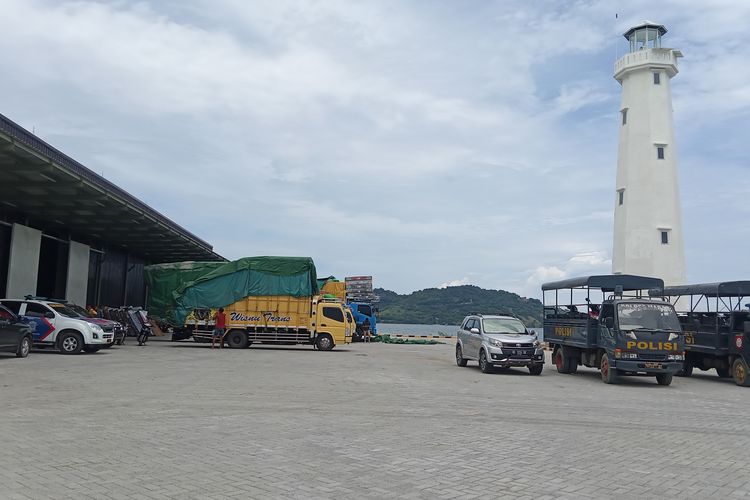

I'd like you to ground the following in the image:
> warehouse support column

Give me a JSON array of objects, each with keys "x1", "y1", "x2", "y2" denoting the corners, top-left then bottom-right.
[
  {"x1": 6, "y1": 223, "x2": 42, "y2": 298},
  {"x1": 66, "y1": 240, "x2": 90, "y2": 306}
]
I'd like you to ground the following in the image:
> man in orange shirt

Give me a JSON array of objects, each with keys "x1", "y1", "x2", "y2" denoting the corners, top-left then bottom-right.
[{"x1": 211, "y1": 307, "x2": 227, "y2": 349}]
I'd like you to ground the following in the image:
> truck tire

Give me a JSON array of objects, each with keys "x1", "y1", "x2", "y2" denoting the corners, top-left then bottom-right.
[
  {"x1": 554, "y1": 346, "x2": 576, "y2": 374},
  {"x1": 553, "y1": 347, "x2": 567, "y2": 373},
  {"x1": 58, "y1": 331, "x2": 84, "y2": 355},
  {"x1": 656, "y1": 373, "x2": 673, "y2": 386},
  {"x1": 716, "y1": 366, "x2": 731, "y2": 378},
  {"x1": 732, "y1": 358, "x2": 750, "y2": 387},
  {"x1": 600, "y1": 354, "x2": 618, "y2": 384},
  {"x1": 455, "y1": 344, "x2": 468, "y2": 367},
  {"x1": 315, "y1": 333, "x2": 334, "y2": 351},
  {"x1": 16, "y1": 335, "x2": 31, "y2": 358},
  {"x1": 528, "y1": 364, "x2": 543, "y2": 375},
  {"x1": 676, "y1": 359, "x2": 693, "y2": 377},
  {"x1": 83, "y1": 345, "x2": 101, "y2": 353},
  {"x1": 479, "y1": 349, "x2": 493, "y2": 374},
  {"x1": 226, "y1": 331, "x2": 249, "y2": 349}
]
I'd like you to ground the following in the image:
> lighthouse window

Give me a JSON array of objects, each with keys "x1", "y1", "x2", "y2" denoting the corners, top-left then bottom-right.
[
  {"x1": 661, "y1": 231, "x2": 669, "y2": 245},
  {"x1": 653, "y1": 72, "x2": 661, "y2": 85},
  {"x1": 618, "y1": 189, "x2": 624, "y2": 205},
  {"x1": 657, "y1": 146, "x2": 665, "y2": 160},
  {"x1": 621, "y1": 108, "x2": 627, "y2": 125}
]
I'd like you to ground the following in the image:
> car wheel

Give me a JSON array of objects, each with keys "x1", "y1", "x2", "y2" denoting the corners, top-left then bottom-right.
[
  {"x1": 83, "y1": 345, "x2": 101, "y2": 353},
  {"x1": 479, "y1": 349, "x2": 493, "y2": 374},
  {"x1": 455, "y1": 345, "x2": 468, "y2": 367},
  {"x1": 315, "y1": 333, "x2": 334, "y2": 351},
  {"x1": 226, "y1": 331, "x2": 249, "y2": 349},
  {"x1": 528, "y1": 364, "x2": 543, "y2": 376},
  {"x1": 716, "y1": 366, "x2": 731, "y2": 378},
  {"x1": 656, "y1": 373, "x2": 673, "y2": 386},
  {"x1": 732, "y1": 358, "x2": 750, "y2": 387},
  {"x1": 58, "y1": 332, "x2": 84, "y2": 355},
  {"x1": 16, "y1": 335, "x2": 31, "y2": 358},
  {"x1": 600, "y1": 353, "x2": 618, "y2": 384}
]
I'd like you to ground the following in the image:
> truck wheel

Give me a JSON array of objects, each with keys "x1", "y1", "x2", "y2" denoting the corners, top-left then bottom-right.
[
  {"x1": 528, "y1": 364, "x2": 543, "y2": 376},
  {"x1": 600, "y1": 354, "x2": 618, "y2": 384},
  {"x1": 732, "y1": 358, "x2": 750, "y2": 387},
  {"x1": 676, "y1": 360, "x2": 693, "y2": 377},
  {"x1": 455, "y1": 345, "x2": 468, "y2": 367},
  {"x1": 58, "y1": 332, "x2": 84, "y2": 355},
  {"x1": 479, "y1": 349, "x2": 493, "y2": 374},
  {"x1": 716, "y1": 366, "x2": 731, "y2": 378},
  {"x1": 16, "y1": 335, "x2": 31, "y2": 358},
  {"x1": 226, "y1": 331, "x2": 249, "y2": 349},
  {"x1": 315, "y1": 334, "x2": 334, "y2": 351},
  {"x1": 553, "y1": 348, "x2": 568, "y2": 374},
  {"x1": 83, "y1": 345, "x2": 101, "y2": 353},
  {"x1": 656, "y1": 373, "x2": 673, "y2": 386}
]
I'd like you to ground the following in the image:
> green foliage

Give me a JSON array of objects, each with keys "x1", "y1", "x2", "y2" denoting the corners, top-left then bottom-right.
[{"x1": 375, "y1": 285, "x2": 543, "y2": 327}]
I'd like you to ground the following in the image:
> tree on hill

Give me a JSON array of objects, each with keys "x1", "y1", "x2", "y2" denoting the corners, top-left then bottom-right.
[{"x1": 374, "y1": 285, "x2": 543, "y2": 327}]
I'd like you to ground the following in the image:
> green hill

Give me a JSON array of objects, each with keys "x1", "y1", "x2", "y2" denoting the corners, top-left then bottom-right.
[{"x1": 375, "y1": 285, "x2": 543, "y2": 327}]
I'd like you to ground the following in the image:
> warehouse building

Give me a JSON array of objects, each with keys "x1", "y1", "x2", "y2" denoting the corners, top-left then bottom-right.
[{"x1": 0, "y1": 113, "x2": 224, "y2": 308}]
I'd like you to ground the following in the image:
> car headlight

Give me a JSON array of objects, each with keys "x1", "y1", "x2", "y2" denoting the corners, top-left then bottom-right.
[
  {"x1": 91, "y1": 324, "x2": 103, "y2": 332},
  {"x1": 488, "y1": 338, "x2": 503, "y2": 348}
]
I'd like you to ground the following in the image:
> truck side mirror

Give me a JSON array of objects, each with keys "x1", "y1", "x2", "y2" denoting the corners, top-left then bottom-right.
[
  {"x1": 604, "y1": 317, "x2": 614, "y2": 329},
  {"x1": 694, "y1": 319, "x2": 701, "y2": 329},
  {"x1": 744, "y1": 321, "x2": 750, "y2": 334}
]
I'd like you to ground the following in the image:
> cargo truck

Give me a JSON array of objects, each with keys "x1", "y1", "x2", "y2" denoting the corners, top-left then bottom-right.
[
  {"x1": 543, "y1": 275, "x2": 685, "y2": 385},
  {"x1": 320, "y1": 276, "x2": 378, "y2": 341},
  {"x1": 650, "y1": 281, "x2": 750, "y2": 386},
  {"x1": 186, "y1": 295, "x2": 351, "y2": 350}
]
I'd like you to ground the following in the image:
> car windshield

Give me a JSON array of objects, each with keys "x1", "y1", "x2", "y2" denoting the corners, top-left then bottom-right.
[
  {"x1": 482, "y1": 318, "x2": 526, "y2": 334},
  {"x1": 48, "y1": 303, "x2": 85, "y2": 318},
  {"x1": 67, "y1": 304, "x2": 92, "y2": 318},
  {"x1": 617, "y1": 302, "x2": 681, "y2": 331}
]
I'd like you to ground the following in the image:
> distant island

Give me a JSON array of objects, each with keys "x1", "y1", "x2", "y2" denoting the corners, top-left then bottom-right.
[{"x1": 375, "y1": 285, "x2": 543, "y2": 327}]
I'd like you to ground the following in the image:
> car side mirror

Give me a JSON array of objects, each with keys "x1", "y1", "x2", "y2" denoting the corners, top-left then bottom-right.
[
  {"x1": 470, "y1": 327, "x2": 480, "y2": 334},
  {"x1": 604, "y1": 317, "x2": 614, "y2": 329},
  {"x1": 44, "y1": 311, "x2": 55, "y2": 319}
]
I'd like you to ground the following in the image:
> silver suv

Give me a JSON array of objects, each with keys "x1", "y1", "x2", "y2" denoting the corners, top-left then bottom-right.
[{"x1": 455, "y1": 314, "x2": 544, "y2": 375}]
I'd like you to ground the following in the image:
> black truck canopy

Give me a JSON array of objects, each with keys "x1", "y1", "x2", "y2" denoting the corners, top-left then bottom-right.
[
  {"x1": 542, "y1": 274, "x2": 664, "y2": 292},
  {"x1": 650, "y1": 281, "x2": 750, "y2": 298}
]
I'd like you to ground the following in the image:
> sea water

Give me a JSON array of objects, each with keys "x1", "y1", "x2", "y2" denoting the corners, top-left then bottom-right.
[{"x1": 378, "y1": 323, "x2": 543, "y2": 339}]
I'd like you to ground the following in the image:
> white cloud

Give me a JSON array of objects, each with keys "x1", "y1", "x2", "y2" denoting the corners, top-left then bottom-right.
[
  {"x1": 0, "y1": 0, "x2": 747, "y2": 296},
  {"x1": 437, "y1": 277, "x2": 471, "y2": 289}
]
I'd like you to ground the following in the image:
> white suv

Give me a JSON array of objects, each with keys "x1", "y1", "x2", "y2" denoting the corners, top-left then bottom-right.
[
  {"x1": 0, "y1": 299, "x2": 112, "y2": 354},
  {"x1": 456, "y1": 314, "x2": 544, "y2": 375}
]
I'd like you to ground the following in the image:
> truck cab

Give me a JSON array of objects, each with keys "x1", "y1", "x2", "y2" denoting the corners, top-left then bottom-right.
[
  {"x1": 543, "y1": 275, "x2": 684, "y2": 385},
  {"x1": 349, "y1": 302, "x2": 377, "y2": 340}
]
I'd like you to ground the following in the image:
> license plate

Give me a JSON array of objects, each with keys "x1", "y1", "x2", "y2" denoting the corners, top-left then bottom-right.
[{"x1": 645, "y1": 362, "x2": 662, "y2": 369}]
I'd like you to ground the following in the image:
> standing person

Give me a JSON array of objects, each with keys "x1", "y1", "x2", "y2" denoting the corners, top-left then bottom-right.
[
  {"x1": 212, "y1": 307, "x2": 227, "y2": 349},
  {"x1": 363, "y1": 318, "x2": 371, "y2": 343}
]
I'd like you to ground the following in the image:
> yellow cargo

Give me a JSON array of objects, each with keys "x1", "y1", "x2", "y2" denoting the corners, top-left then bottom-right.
[
  {"x1": 189, "y1": 295, "x2": 350, "y2": 350},
  {"x1": 321, "y1": 280, "x2": 346, "y2": 301}
]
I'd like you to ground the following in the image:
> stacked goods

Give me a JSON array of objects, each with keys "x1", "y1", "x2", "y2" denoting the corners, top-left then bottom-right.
[{"x1": 345, "y1": 276, "x2": 379, "y2": 303}]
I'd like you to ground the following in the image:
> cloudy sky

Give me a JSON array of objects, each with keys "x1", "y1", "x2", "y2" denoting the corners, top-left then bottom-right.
[{"x1": 1, "y1": 0, "x2": 748, "y2": 298}]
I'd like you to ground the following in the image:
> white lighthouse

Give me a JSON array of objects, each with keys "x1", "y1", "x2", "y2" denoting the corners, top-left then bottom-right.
[{"x1": 612, "y1": 22, "x2": 686, "y2": 285}]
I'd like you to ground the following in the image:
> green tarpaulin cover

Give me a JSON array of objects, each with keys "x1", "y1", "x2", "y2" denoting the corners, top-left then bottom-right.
[
  {"x1": 172, "y1": 256, "x2": 319, "y2": 324},
  {"x1": 145, "y1": 261, "x2": 225, "y2": 324}
]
